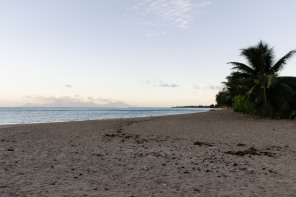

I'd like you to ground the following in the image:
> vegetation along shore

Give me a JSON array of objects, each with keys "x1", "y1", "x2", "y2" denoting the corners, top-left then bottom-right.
[{"x1": 216, "y1": 41, "x2": 296, "y2": 119}]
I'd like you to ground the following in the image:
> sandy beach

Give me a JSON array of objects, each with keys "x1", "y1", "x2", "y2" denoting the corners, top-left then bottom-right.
[{"x1": 1, "y1": 109, "x2": 296, "y2": 196}]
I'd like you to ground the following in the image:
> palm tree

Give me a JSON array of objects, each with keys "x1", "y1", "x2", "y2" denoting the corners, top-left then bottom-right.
[
  {"x1": 223, "y1": 71, "x2": 250, "y2": 98},
  {"x1": 228, "y1": 41, "x2": 296, "y2": 118},
  {"x1": 216, "y1": 72, "x2": 250, "y2": 108}
]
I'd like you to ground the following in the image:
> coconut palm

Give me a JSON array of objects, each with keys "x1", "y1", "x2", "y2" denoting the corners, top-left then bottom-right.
[
  {"x1": 216, "y1": 72, "x2": 250, "y2": 107},
  {"x1": 227, "y1": 41, "x2": 296, "y2": 118},
  {"x1": 223, "y1": 71, "x2": 250, "y2": 98}
]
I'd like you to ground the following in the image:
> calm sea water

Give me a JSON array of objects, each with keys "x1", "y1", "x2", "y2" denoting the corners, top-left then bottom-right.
[{"x1": 0, "y1": 107, "x2": 210, "y2": 125}]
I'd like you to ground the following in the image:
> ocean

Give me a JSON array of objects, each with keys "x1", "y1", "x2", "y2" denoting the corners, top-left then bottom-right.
[{"x1": 0, "y1": 107, "x2": 210, "y2": 125}]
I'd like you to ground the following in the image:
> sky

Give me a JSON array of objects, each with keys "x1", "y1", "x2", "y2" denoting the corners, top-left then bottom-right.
[{"x1": 0, "y1": 0, "x2": 295, "y2": 107}]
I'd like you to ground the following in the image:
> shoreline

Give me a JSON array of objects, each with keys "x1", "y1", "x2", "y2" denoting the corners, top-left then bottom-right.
[
  {"x1": 0, "y1": 108, "x2": 215, "y2": 127},
  {"x1": 1, "y1": 109, "x2": 295, "y2": 196}
]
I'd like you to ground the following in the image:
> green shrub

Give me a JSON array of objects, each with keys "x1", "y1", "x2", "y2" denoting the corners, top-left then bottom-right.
[
  {"x1": 289, "y1": 110, "x2": 296, "y2": 120},
  {"x1": 232, "y1": 95, "x2": 248, "y2": 113}
]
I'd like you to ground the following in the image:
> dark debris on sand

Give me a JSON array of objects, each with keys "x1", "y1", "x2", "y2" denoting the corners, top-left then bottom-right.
[
  {"x1": 194, "y1": 141, "x2": 213, "y2": 147},
  {"x1": 224, "y1": 147, "x2": 276, "y2": 157}
]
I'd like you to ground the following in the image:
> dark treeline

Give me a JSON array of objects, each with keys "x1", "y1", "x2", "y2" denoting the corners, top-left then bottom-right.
[
  {"x1": 172, "y1": 105, "x2": 215, "y2": 108},
  {"x1": 216, "y1": 41, "x2": 296, "y2": 119}
]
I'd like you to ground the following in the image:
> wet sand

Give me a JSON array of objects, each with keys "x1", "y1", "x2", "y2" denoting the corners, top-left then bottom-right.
[{"x1": 1, "y1": 109, "x2": 296, "y2": 196}]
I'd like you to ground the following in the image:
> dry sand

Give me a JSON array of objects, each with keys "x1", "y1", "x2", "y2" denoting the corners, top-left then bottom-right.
[{"x1": 0, "y1": 109, "x2": 296, "y2": 196}]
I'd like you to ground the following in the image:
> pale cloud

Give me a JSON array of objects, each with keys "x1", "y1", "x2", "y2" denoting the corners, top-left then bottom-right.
[
  {"x1": 157, "y1": 81, "x2": 179, "y2": 88},
  {"x1": 193, "y1": 84, "x2": 200, "y2": 89},
  {"x1": 24, "y1": 94, "x2": 119, "y2": 105},
  {"x1": 65, "y1": 84, "x2": 72, "y2": 88},
  {"x1": 24, "y1": 95, "x2": 70, "y2": 102},
  {"x1": 87, "y1": 96, "x2": 119, "y2": 103},
  {"x1": 159, "y1": 83, "x2": 178, "y2": 88},
  {"x1": 204, "y1": 85, "x2": 223, "y2": 90},
  {"x1": 144, "y1": 80, "x2": 179, "y2": 88},
  {"x1": 131, "y1": 0, "x2": 212, "y2": 29}
]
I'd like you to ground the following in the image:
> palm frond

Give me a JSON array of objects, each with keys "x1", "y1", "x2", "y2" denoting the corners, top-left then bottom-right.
[
  {"x1": 265, "y1": 47, "x2": 275, "y2": 69},
  {"x1": 240, "y1": 41, "x2": 274, "y2": 72},
  {"x1": 264, "y1": 86, "x2": 267, "y2": 102},
  {"x1": 229, "y1": 71, "x2": 252, "y2": 79},
  {"x1": 266, "y1": 75, "x2": 278, "y2": 88},
  {"x1": 241, "y1": 48, "x2": 260, "y2": 70},
  {"x1": 272, "y1": 50, "x2": 296, "y2": 72},
  {"x1": 278, "y1": 76, "x2": 296, "y2": 88},
  {"x1": 228, "y1": 62, "x2": 255, "y2": 74},
  {"x1": 280, "y1": 83, "x2": 296, "y2": 95},
  {"x1": 246, "y1": 85, "x2": 257, "y2": 99}
]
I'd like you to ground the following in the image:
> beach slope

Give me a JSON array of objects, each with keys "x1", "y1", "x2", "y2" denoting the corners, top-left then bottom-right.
[{"x1": 1, "y1": 109, "x2": 296, "y2": 196}]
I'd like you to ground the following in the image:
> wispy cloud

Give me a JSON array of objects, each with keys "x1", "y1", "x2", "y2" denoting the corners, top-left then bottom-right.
[
  {"x1": 192, "y1": 84, "x2": 223, "y2": 90},
  {"x1": 131, "y1": 0, "x2": 212, "y2": 30},
  {"x1": 65, "y1": 84, "x2": 72, "y2": 88},
  {"x1": 159, "y1": 83, "x2": 178, "y2": 88},
  {"x1": 156, "y1": 81, "x2": 179, "y2": 88},
  {"x1": 204, "y1": 85, "x2": 223, "y2": 90},
  {"x1": 144, "y1": 80, "x2": 179, "y2": 88}
]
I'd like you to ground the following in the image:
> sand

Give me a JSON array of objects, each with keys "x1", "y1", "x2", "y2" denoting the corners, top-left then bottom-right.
[{"x1": 0, "y1": 109, "x2": 296, "y2": 196}]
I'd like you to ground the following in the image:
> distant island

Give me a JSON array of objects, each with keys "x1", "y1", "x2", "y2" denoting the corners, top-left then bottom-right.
[{"x1": 172, "y1": 105, "x2": 216, "y2": 108}]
